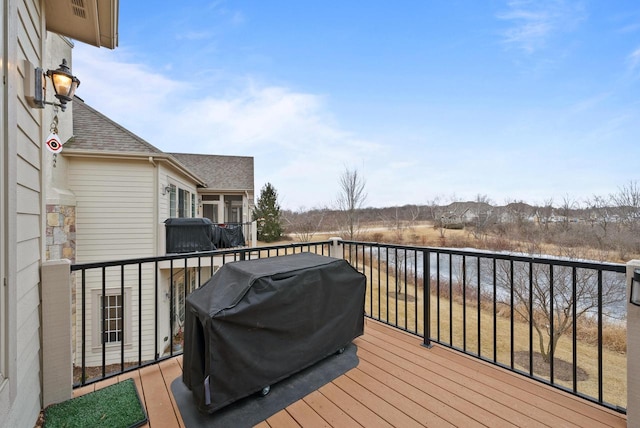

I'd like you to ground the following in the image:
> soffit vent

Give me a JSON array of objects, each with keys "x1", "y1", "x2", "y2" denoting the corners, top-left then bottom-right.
[{"x1": 71, "y1": 0, "x2": 87, "y2": 19}]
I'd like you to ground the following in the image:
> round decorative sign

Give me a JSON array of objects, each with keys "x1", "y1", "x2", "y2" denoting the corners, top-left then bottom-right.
[{"x1": 45, "y1": 132, "x2": 63, "y2": 153}]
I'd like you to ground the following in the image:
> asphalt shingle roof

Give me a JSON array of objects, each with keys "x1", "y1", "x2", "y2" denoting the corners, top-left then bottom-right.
[
  {"x1": 169, "y1": 153, "x2": 254, "y2": 191},
  {"x1": 65, "y1": 99, "x2": 254, "y2": 191},
  {"x1": 66, "y1": 98, "x2": 163, "y2": 154}
]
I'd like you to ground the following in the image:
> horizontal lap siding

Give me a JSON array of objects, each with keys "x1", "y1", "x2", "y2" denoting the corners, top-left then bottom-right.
[
  {"x1": 7, "y1": 0, "x2": 43, "y2": 426},
  {"x1": 75, "y1": 267, "x2": 158, "y2": 367},
  {"x1": 70, "y1": 158, "x2": 159, "y2": 368},
  {"x1": 70, "y1": 158, "x2": 155, "y2": 261}
]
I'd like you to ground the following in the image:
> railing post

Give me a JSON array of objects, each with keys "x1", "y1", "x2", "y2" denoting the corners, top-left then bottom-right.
[
  {"x1": 251, "y1": 220, "x2": 257, "y2": 247},
  {"x1": 41, "y1": 259, "x2": 73, "y2": 406},
  {"x1": 422, "y1": 249, "x2": 432, "y2": 348},
  {"x1": 329, "y1": 237, "x2": 343, "y2": 259},
  {"x1": 627, "y1": 259, "x2": 640, "y2": 425}
]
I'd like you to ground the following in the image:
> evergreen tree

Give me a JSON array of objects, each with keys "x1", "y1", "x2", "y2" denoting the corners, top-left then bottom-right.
[{"x1": 253, "y1": 183, "x2": 283, "y2": 242}]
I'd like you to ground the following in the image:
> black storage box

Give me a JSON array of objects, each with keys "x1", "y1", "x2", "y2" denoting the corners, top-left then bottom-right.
[
  {"x1": 182, "y1": 252, "x2": 366, "y2": 413},
  {"x1": 165, "y1": 218, "x2": 216, "y2": 253}
]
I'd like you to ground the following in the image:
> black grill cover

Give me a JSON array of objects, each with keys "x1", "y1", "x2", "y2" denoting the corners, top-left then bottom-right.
[
  {"x1": 212, "y1": 224, "x2": 246, "y2": 248},
  {"x1": 165, "y1": 218, "x2": 216, "y2": 253},
  {"x1": 183, "y1": 252, "x2": 366, "y2": 413}
]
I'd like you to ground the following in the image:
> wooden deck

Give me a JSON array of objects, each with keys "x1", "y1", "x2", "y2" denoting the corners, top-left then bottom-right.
[{"x1": 74, "y1": 319, "x2": 626, "y2": 427}]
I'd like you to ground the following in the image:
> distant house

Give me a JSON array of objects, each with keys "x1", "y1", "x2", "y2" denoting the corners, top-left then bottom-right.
[
  {"x1": 46, "y1": 98, "x2": 255, "y2": 368},
  {"x1": 169, "y1": 152, "x2": 254, "y2": 227}
]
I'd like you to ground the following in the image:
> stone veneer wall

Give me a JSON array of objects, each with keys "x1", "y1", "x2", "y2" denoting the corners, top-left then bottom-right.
[
  {"x1": 46, "y1": 204, "x2": 76, "y2": 262},
  {"x1": 46, "y1": 204, "x2": 77, "y2": 368}
]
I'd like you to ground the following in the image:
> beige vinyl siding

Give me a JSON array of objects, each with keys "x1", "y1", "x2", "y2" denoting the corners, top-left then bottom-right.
[
  {"x1": 69, "y1": 158, "x2": 159, "y2": 367},
  {"x1": 66, "y1": 156, "x2": 205, "y2": 371},
  {"x1": 75, "y1": 266, "x2": 157, "y2": 367},
  {"x1": 0, "y1": 0, "x2": 5, "y2": 415},
  {"x1": 2, "y1": 0, "x2": 45, "y2": 426},
  {"x1": 69, "y1": 158, "x2": 155, "y2": 261}
]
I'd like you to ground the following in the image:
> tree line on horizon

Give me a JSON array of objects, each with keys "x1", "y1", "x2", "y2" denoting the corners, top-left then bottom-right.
[
  {"x1": 278, "y1": 178, "x2": 640, "y2": 261},
  {"x1": 253, "y1": 169, "x2": 639, "y2": 259}
]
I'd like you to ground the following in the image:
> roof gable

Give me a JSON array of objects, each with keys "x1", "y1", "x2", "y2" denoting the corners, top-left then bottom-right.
[
  {"x1": 65, "y1": 99, "x2": 253, "y2": 192},
  {"x1": 169, "y1": 153, "x2": 254, "y2": 192},
  {"x1": 65, "y1": 99, "x2": 163, "y2": 154}
]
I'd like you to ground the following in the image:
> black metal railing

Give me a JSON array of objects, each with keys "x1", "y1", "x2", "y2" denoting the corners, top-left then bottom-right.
[
  {"x1": 71, "y1": 241, "x2": 331, "y2": 388},
  {"x1": 70, "y1": 238, "x2": 627, "y2": 413},
  {"x1": 341, "y1": 240, "x2": 627, "y2": 413}
]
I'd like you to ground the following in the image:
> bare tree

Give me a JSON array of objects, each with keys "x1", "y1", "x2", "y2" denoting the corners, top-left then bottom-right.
[
  {"x1": 584, "y1": 194, "x2": 612, "y2": 245},
  {"x1": 538, "y1": 198, "x2": 554, "y2": 231},
  {"x1": 283, "y1": 206, "x2": 327, "y2": 242},
  {"x1": 470, "y1": 194, "x2": 494, "y2": 240},
  {"x1": 558, "y1": 194, "x2": 578, "y2": 232},
  {"x1": 493, "y1": 249, "x2": 624, "y2": 364},
  {"x1": 336, "y1": 167, "x2": 367, "y2": 239},
  {"x1": 426, "y1": 197, "x2": 447, "y2": 239},
  {"x1": 380, "y1": 206, "x2": 412, "y2": 243},
  {"x1": 503, "y1": 199, "x2": 531, "y2": 230},
  {"x1": 611, "y1": 180, "x2": 640, "y2": 232}
]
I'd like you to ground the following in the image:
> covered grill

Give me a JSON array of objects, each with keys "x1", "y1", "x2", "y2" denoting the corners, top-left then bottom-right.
[
  {"x1": 182, "y1": 252, "x2": 366, "y2": 413},
  {"x1": 164, "y1": 218, "x2": 216, "y2": 253}
]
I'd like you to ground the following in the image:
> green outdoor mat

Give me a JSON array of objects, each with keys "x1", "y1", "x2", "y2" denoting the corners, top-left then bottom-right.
[{"x1": 44, "y1": 378, "x2": 147, "y2": 428}]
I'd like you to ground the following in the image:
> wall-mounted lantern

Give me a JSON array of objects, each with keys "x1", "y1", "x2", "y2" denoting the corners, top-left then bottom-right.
[
  {"x1": 25, "y1": 58, "x2": 80, "y2": 112},
  {"x1": 631, "y1": 269, "x2": 640, "y2": 307}
]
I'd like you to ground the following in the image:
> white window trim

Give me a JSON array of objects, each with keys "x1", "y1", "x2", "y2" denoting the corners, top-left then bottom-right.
[
  {"x1": 167, "y1": 182, "x2": 196, "y2": 219},
  {"x1": 202, "y1": 201, "x2": 220, "y2": 223},
  {"x1": 174, "y1": 268, "x2": 197, "y2": 329},
  {"x1": 91, "y1": 288, "x2": 132, "y2": 351}
]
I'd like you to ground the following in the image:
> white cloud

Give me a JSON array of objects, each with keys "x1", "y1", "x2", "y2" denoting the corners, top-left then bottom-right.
[
  {"x1": 71, "y1": 30, "x2": 630, "y2": 210},
  {"x1": 628, "y1": 47, "x2": 640, "y2": 73},
  {"x1": 72, "y1": 44, "x2": 189, "y2": 136},
  {"x1": 497, "y1": 0, "x2": 586, "y2": 53},
  {"x1": 71, "y1": 43, "x2": 387, "y2": 209},
  {"x1": 176, "y1": 31, "x2": 213, "y2": 41}
]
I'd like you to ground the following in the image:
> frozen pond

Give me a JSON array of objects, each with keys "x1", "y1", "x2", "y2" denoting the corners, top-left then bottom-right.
[{"x1": 364, "y1": 247, "x2": 627, "y2": 322}]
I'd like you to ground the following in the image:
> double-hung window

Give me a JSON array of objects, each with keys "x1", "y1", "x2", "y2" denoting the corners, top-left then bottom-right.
[
  {"x1": 102, "y1": 294, "x2": 123, "y2": 343},
  {"x1": 92, "y1": 288, "x2": 132, "y2": 349}
]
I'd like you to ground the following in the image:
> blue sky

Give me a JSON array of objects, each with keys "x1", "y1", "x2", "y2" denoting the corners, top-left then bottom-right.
[{"x1": 72, "y1": 1, "x2": 640, "y2": 210}]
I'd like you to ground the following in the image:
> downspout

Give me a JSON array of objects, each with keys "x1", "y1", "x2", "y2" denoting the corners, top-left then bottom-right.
[
  {"x1": 149, "y1": 157, "x2": 159, "y2": 255},
  {"x1": 244, "y1": 190, "x2": 250, "y2": 222}
]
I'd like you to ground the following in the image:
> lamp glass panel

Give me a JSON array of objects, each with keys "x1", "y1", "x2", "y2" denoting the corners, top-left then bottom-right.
[
  {"x1": 68, "y1": 81, "x2": 78, "y2": 98},
  {"x1": 51, "y1": 73, "x2": 73, "y2": 96}
]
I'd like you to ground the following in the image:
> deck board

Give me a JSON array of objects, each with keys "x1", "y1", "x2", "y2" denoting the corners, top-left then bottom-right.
[
  {"x1": 302, "y1": 390, "x2": 363, "y2": 427},
  {"x1": 360, "y1": 330, "x2": 562, "y2": 427},
  {"x1": 139, "y1": 363, "x2": 182, "y2": 427},
  {"x1": 345, "y1": 365, "x2": 456, "y2": 427},
  {"x1": 74, "y1": 318, "x2": 627, "y2": 427},
  {"x1": 285, "y1": 399, "x2": 331, "y2": 427},
  {"x1": 157, "y1": 358, "x2": 187, "y2": 428}
]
